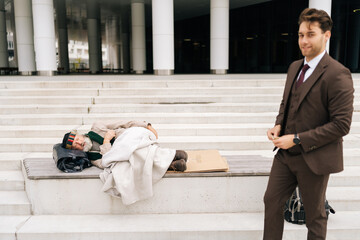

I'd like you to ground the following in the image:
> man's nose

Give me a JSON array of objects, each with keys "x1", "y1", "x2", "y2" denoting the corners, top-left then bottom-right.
[{"x1": 301, "y1": 36, "x2": 308, "y2": 44}]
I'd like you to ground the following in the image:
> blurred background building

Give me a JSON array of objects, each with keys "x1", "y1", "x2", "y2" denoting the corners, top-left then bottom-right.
[{"x1": 0, "y1": 0, "x2": 359, "y2": 75}]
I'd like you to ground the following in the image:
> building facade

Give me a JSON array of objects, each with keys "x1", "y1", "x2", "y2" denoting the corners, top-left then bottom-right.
[{"x1": 0, "y1": 0, "x2": 359, "y2": 75}]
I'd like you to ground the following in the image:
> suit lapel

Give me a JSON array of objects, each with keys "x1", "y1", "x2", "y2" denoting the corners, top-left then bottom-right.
[{"x1": 295, "y1": 53, "x2": 330, "y2": 111}]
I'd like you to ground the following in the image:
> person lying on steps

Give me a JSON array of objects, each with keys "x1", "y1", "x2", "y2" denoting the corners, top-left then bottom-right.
[{"x1": 62, "y1": 119, "x2": 188, "y2": 172}]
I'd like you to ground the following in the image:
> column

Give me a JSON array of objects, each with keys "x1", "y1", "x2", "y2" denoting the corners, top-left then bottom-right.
[
  {"x1": 55, "y1": 0, "x2": 69, "y2": 73},
  {"x1": 106, "y1": 16, "x2": 120, "y2": 70},
  {"x1": 10, "y1": 0, "x2": 17, "y2": 68},
  {"x1": 32, "y1": 0, "x2": 57, "y2": 76},
  {"x1": 0, "y1": 0, "x2": 9, "y2": 68},
  {"x1": 152, "y1": 0, "x2": 174, "y2": 75},
  {"x1": 131, "y1": 0, "x2": 146, "y2": 74},
  {"x1": 87, "y1": 0, "x2": 102, "y2": 74},
  {"x1": 309, "y1": 0, "x2": 332, "y2": 52},
  {"x1": 210, "y1": 0, "x2": 229, "y2": 74},
  {"x1": 14, "y1": 0, "x2": 35, "y2": 74},
  {"x1": 120, "y1": 9, "x2": 130, "y2": 73}
]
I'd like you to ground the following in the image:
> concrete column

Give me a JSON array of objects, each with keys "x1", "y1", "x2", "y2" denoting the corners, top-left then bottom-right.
[
  {"x1": 106, "y1": 16, "x2": 120, "y2": 70},
  {"x1": 32, "y1": 0, "x2": 57, "y2": 76},
  {"x1": 120, "y1": 9, "x2": 130, "y2": 73},
  {"x1": 152, "y1": 0, "x2": 174, "y2": 75},
  {"x1": 87, "y1": 0, "x2": 102, "y2": 74},
  {"x1": 210, "y1": 0, "x2": 229, "y2": 74},
  {"x1": 131, "y1": 0, "x2": 146, "y2": 74},
  {"x1": 55, "y1": 0, "x2": 69, "y2": 73},
  {"x1": 309, "y1": 0, "x2": 332, "y2": 52},
  {"x1": 14, "y1": 0, "x2": 36, "y2": 74},
  {"x1": 10, "y1": 0, "x2": 17, "y2": 68},
  {"x1": 0, "y1": 0, "x2": 9, "y2": 68}
]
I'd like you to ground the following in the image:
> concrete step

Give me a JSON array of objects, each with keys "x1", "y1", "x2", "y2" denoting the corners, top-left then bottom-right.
[
  {"x1": 0, "y1": 153, "x2": 26, "y2": 170},
  {"x1": 0, "y1": 123, "x2": 275, "y2": 138},
  {"x1": 2, "y1": 134, "x2": 359, "y2": 152},
  {"x1": 0, "y1": 94, "x2": 286, "y2": 105},
  {"x1": 23, "y1": 164, "x2": 360, "y2": 215},
  {"x1": 1, "y1": 112, "x2": 360, "y2": 125},
  {"x1": 221, "y1": 149, "x2": 360, "y2": 166},
  {"x1": 2, "y1": 94, "x2": 360, "y2": 105},
  {"x1": 0, "y1": 171, "x2": 25, "y2": 191},
  {"x1": 0, "y1": 78, "x2": 290, "y2": 89},
  {"x1": 0, "y1": 112, "x2": 280, "y2": 125},
  {"x1": 328, "y1": 166, "x2": 360, "y2": 186},
  {"x1": 0, "y1": 86, "x2": 285, "y2": 96},
  {"x1": 2, "y1": 112, "x2": 360, "y2": 127},
  {"x1": 0, "y1": 191, "x2": 31, "y2": 215},
  {"x1": 1, "y1": 123, "x2": 360, "y2": 138},
  {"x1": 0, "y1": 73, "x2": 358, "y2": 88},
  {"x1": 1, "y1": 102, "x2": 359, "y2": 114},
  {"x1": 13, "y1": 212, "x2": 360, "y2": 240},
  {"x1": 327, "y1": 187, "x2": 360, "y2": 211},
  {"x1": 0, "y1": 215, "x2": 30, "y2": 240},
  {"x1": 0, "y1": 103, "x2": 281, "y2": 114}
]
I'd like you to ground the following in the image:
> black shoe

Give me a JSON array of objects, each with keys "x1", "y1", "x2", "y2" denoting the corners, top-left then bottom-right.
[
  {"x1": 175, "y1": 150, "x2": 188, "y2": 162},
  {"x1": 168, "y1": 159, "x2": 187, "y2": 172}
]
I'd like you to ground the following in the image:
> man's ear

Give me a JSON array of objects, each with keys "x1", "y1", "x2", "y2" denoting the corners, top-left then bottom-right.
[{"x1": 324, "y1": 30, "x2": 331, "y2": 42}]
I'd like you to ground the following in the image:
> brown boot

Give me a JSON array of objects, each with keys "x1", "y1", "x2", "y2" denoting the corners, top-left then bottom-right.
[
  {"x1": 174, "y1": 150, "x2": 188, "y2": 162},
  {"x1": 168, "y1": 159, "x2": 187, "y2": 172}
]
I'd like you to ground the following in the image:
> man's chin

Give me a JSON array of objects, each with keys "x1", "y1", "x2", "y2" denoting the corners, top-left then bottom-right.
[{"x1": 83, "y1": 144, "x2": 92, "y2": 152}]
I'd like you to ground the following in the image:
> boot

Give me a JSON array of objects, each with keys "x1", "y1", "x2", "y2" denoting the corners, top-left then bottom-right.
[
  {"x1": 168, "y1": 159, "x2": 187, "y2": 172},
  {"x1": 174, "y1": 150, "x2": 188, "y2": 162}
]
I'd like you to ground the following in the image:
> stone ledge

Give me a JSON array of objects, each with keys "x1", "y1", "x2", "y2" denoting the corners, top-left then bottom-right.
[{"x1": 23, "y1": 155, "x2": 272, "y2": 180}]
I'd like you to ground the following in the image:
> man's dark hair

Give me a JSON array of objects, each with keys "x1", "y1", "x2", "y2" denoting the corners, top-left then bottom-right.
[{"x1": 298, "y1": 8, "x2": 333, "y2": 33}]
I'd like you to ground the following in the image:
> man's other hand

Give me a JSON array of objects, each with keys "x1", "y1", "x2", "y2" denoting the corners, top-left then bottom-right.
[
  {"x1": 267, "y1": 125, "x2": 281, "y2": 141},
  {"x1": 272, "y1": 134, "x2": 296, "y2": 150},
  {"x1": 147, "y1": 124, "x2": 158, "y2": 139},
  {"x1": 104, "y1": 130, "x2": 116, "y2": 143}
]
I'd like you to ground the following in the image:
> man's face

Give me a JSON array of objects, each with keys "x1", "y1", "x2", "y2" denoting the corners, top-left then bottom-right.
[
  {"x1": 72, "y1": 134, "x2": 85, "y2": 151},
  {"x1": 298, "y1": 21, "x2": 330, "y2": 62}
]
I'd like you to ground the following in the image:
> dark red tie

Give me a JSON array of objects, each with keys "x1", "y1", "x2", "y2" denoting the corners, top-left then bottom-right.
[{"x1": 296, "y1": 64, "x2": 310, "y2": 89}]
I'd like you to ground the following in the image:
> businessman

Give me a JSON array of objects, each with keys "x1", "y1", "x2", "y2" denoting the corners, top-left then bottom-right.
[{"x1": 264, "y1": 8, "x2": 354, "y2": 240}]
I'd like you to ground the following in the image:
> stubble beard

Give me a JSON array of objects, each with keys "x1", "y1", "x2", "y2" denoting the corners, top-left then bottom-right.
[{"x1": 83, "y1": 137, "x2": 93, "y2": 152}]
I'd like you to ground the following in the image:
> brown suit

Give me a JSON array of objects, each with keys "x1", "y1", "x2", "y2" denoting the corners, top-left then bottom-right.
[{"x1": 263, "y1": 53, "x2": 354, "y2": 240}]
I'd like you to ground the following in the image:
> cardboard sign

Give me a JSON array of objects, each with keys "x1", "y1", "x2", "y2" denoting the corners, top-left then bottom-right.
[{"x1": 185, "y1": 150, "x2": 229, "y2": 173}]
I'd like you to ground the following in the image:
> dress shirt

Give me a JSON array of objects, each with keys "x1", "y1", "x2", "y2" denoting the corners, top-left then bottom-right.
[{"x1": 297, "y1": 50, "x2": 326, "y2": 83}]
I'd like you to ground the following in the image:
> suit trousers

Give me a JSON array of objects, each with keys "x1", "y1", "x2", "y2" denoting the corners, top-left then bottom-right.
[{"x1": 263, "y1": 149, "x2": 330, "y2": 240}]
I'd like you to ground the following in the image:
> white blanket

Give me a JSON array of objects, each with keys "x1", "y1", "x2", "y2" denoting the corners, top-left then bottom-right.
[{"x1": 99, "y1": 127, "x2": 175, "y2": 205}]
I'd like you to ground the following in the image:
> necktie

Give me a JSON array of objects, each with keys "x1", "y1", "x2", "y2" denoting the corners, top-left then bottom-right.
[{"x1": 296, "y1": 64, "x2": 310, "y2": 89}]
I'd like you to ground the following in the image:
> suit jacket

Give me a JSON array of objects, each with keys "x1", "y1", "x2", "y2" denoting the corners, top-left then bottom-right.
[{"x1": 275, "y1": 53, "x2": 354, "y2": 175}]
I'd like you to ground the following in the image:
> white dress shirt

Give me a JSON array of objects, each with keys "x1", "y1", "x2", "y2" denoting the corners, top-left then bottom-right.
[{"x1": 297, "y1": 50, "x2": 326, "y2": 83}]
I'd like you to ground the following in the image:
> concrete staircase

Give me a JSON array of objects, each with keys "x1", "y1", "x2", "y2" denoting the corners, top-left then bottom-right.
[{"x1": 0, "y1": 74, "x2": 360, "y2": 240}]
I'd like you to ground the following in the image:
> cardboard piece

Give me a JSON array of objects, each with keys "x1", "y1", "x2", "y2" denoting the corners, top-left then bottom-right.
[{"x1": 184, "y1": 150, "x2": 229, "y2": 173}]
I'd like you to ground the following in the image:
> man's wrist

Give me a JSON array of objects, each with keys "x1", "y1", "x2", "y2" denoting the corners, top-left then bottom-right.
[{"x1": 293, "y1": 133, "x2": 301, "y2": 145}]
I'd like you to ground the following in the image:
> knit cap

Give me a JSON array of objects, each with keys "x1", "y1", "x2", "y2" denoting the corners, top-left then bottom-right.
[{"x1": 62, "y1": 130, "x2": 77, "y2": 149}]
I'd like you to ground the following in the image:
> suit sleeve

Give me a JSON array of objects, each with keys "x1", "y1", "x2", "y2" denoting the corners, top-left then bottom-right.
[
  {"x1": 275, "y1": 98, "x2": 285, "y2": 127},
  {"x1": 300, "y1": 67, "x2": 354, "y2": 153}
]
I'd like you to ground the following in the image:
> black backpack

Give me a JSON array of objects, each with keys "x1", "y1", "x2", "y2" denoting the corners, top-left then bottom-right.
[
  {"x1": 284, "y1": 187, "x2": 335, "y2": 224},
  {"x1": 53, "y1": 143, "x2": 92, "y2": 173}
]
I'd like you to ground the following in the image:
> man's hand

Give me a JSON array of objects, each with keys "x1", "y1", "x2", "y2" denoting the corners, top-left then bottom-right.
[
  {"x1": 147, "y1": 124, "x2": 158, "y2": 139},
  {"x1": 103, "y1": 130, "x2": 116, "y2": 144},
  {"x1": 267, "y1": 125, "x2": 281, "y2": 141},
  {"x1": 272, "y1": 134, "x2": 296, "y2": 150}
]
